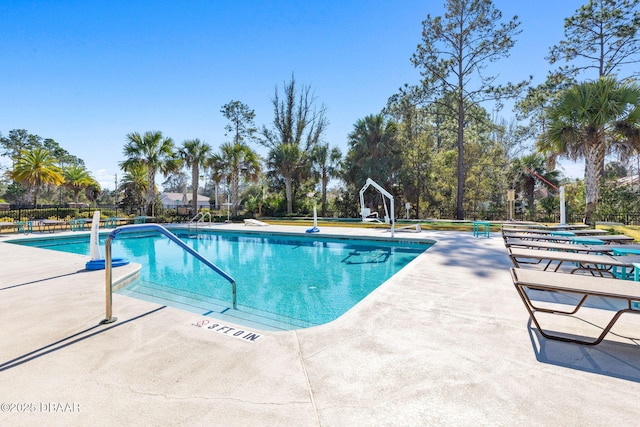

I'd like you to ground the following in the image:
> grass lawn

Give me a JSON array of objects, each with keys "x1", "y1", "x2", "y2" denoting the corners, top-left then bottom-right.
[
  {"x1": 260, "y1": 218, "x2": 640, "y2": 241},
  {"x1": 596, "y1": 224, "x2": 640, "y2": 241}
]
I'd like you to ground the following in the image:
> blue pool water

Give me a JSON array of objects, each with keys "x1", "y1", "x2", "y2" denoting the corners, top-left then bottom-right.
[{"x1": 11, "y1": 230, "x2": 431, "y2": 330}]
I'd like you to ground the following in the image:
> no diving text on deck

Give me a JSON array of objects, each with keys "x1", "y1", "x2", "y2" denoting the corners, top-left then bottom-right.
[{"x1": 192, "y1": 319, "x2": 262, "y2": 343}]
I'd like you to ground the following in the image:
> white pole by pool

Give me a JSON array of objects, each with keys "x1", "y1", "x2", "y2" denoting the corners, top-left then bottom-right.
[
  {"x1": 89, "y1": 210, "x2": 101, "y2": 261},
  {"x1": 313, "y1": 205, "x2": 318, "y2": 229},
  {"x1": 559, "y1": 186, "x2": 566, "y2": 225}
]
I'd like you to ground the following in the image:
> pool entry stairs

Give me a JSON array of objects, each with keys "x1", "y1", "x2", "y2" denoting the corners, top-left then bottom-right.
[
  {"x1": 104, "y1": 224, "x2": 236, "y2": 323},
  {"x1": 118, "y1": 280, "x2": 313, "y2": 331},
  {"x1": 106, "y1": 224, "x2": 313, "y2": 331}
]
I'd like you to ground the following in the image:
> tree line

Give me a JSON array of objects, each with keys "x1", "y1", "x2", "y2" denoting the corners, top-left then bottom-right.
[{"x1": 0, "y1": 129, "x2": 100, "y2": 207}]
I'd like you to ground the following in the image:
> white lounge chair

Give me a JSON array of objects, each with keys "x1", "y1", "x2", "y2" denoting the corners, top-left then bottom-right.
[
  {"x1": 244, "y1": 219, "x2": 269, "y2": 227},
  {"x1": 393, "y1": 224, "x2": 422, "y2": 233}
]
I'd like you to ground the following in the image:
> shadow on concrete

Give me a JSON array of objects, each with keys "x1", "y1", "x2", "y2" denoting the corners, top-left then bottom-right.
[
  {"x1": 0, "y1": 270, "x2": 88, "y2": 291},
  {"x1": 527, "y1": 319, "x2": 640, "y2": 382},
  {"x1": 0, "y1": 306, "x2": 166, "y2": 372},
  {"x1": 429, "y1": 234, "x2": 513, "y2": 278}
]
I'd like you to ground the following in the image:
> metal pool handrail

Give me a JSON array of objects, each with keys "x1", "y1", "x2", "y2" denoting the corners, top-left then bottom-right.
[
  {"x1": 102, "y1": 223, "x2": 236, "y2": 324},
  {"x1": 189, "y1": 211, "x2": 213, "y2": 225},
  {"x1": 188, "y1": 211, "x2": 212, "y2": 234},
  {"x1": 197, "y1": 211, "x2": 212, "y2": 224}
]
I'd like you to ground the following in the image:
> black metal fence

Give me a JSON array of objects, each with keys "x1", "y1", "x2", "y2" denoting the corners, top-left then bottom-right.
[
  {"x1": 0, "y1": 206, "x2": 128, "y2": 222},
  {"x1": 0, "y1": 204, "x2": 236, "y2": 224},
  {"x1": 420, "y1": 208, "x2": 640, "y2": 225},
  {"x1": 3, "y1": 204, "x2": 640, "y2": 225}
]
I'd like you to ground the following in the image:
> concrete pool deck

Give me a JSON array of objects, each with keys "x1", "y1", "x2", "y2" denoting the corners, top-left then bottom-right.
[{"x1": 1, "y1": 224, "x2": 640, "y2": 426}]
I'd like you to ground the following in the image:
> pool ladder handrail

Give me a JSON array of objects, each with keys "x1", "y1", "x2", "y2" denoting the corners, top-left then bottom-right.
[
  {"x1": 102, "y1": 223, "x2": 236, "y2": 324},
  {"x1": 188, "y1": 211, "x2": 212, "y2": 234}
]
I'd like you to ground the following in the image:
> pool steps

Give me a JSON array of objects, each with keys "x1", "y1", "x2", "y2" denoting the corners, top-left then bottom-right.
[{"x1": 118, "y1": 280, "x2": 315, "y2": 331}]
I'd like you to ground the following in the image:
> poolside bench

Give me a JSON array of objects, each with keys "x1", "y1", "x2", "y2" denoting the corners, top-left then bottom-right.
[
  {"x1": 38, "y1": 219, "x2": 67, "y2": 233},
  {"x1": 504, "y1": 238, "x2": 613, "y2": 254},
  {"x1": 0, "y1": 221, "x2": 15, "y2": 233},
  {"x1": 507, "y1": 247, "x2": 640, "y2": 277},
  {"x1": 244, "y1": 219, "x2": 268, "y2": 226},
  {"x1": 510, "y1": 267, "x2": 640, "y2": 345},
  {"x1": 502, "y1": 231, "x2": 634, "y2": 245}
]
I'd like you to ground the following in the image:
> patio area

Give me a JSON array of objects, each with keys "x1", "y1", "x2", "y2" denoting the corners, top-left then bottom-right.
[{"x1": 1, "y1": 224, "x2": 640, "y2": 426}]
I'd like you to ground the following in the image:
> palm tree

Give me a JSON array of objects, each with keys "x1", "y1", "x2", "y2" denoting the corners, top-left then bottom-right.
[
  {"x1": 178, "y1": 139, "x2": 212, "y2": 213},
  {"x1": 119, "y1": 163, "x2": 148, "y2": 212},
  {"x1": 311, "y1": 143, "x2": 342, "y2": 217},
  {"x1": 539, "y1": 77, "x2": 640, "y2": 223},
  {"x1": 9, "y1": 147, "x2": 64, "y2": 206},
  {"x1": 85, "y1": 183, "x2": 102, "y2": 206},
  {"x1": 208, "y1": 166, "x2": 223, "y2": 210},
  {"x1": 211, "y1": 142, "x2": 261, "y2": 216},
  {"x1": 63, "y1": 164, "x2": 99, "y2": 203},
  {"x1": 344, "y1": 114, "x2": 401, "y2": 193},
  {"x1": 265, "y1": 143, "x2": 302, "y2": 215},
  {"x1": 121, "y1": 131, "x2": 175, "y2": 215},
  {"x1": 509, "y1": 154, "x2": 560, "y2": 215}
]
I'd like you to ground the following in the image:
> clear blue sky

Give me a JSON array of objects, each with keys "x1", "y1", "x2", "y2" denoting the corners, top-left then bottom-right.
[{"x1": 0, "y1": 0, "x2": 589, "y2": 190}]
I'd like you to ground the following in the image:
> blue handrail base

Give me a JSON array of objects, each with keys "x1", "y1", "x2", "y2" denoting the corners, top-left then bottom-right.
[{"x1": 86, "y1": 258, "x2": 129, "y2": 270}]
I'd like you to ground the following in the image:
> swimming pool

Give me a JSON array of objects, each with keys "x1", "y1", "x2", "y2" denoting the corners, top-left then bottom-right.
[{"x1": 10, "y1": 229, "x2": 432, "y2": 330}]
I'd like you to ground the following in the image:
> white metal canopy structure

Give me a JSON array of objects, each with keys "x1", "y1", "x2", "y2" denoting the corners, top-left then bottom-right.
[{"x1": 359, "y1": 178, "x2": 395, "y2": 237}]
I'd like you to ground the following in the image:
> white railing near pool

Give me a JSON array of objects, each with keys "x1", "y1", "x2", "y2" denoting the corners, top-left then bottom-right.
[
  {"x1": 188, "y1": 211, "x2": 213, "y2": 236},
  {"x1": 102, "y1": 223, "x2": 236, "y2": 324}
]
